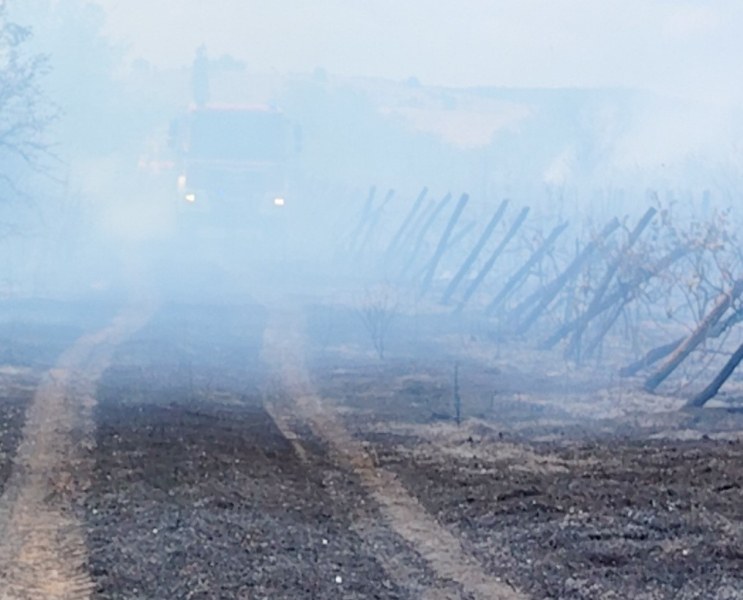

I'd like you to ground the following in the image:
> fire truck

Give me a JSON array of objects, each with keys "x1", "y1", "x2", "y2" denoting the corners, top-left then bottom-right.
[{"x1": 169, "y1": 104, "x2": 298, "y2": 220}]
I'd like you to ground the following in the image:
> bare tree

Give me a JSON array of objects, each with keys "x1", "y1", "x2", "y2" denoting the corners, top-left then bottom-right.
[{"x1": 0, "y1": 3, "x2": 56, "y2": 196}]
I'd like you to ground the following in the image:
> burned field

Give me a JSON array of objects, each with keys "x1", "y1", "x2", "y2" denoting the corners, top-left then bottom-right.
[
  {"x1": 304, "y1": 298, "x2": 743, "y2": 599},
  {"x1": 365, "y1": 426, "x2": 743, "y2": 599},
  {"x1": 82, "y1": 304, "x2": 408, "y2": 599},
  {"x1": 1, "y1": 199, "x2": 743, "y2": 598},
  {"x1": 6, "y1": 0, "x2": 743, "y2": 594},
  {"x1": 0, "y1": 297, "x2": 731, "y2": 599},
  {"x1": 85, "y1": 395, "x2": 408, "y2": 598},
  {"x1": 313, "y1": 356, "x2": 743, "y2": 599}
]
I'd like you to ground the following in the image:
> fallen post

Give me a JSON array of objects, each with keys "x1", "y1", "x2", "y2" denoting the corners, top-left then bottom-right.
[
  {"x1": 644, "y1": 279, "x2": 743, "y2": 392},
  {"x1": 620, "y1": 337, "x2": 684, "y2": 377},
  {"x1": 620, "y1": 308, "x2": 743, "y2": 377},
  {"x1": 687, "y1": 342, "x2": 743, "y2": 408}
]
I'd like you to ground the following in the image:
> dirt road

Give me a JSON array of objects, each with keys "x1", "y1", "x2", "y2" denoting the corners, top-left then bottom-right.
[
  {"x1": 0, "y1": 303, "x2": 154, "y2": 599},
  {"x1": 0, "y1": 300, "x2": 741, "y2": 599}
]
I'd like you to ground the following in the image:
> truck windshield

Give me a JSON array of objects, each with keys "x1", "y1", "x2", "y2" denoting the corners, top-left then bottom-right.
[{"x1": 188, "y1": 110, "x2": 287, "y2": 161}]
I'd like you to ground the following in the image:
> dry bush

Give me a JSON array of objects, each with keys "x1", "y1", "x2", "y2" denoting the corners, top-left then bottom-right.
[{"x1": 357, "y1": 284, "x2": 399, "y2": 359}]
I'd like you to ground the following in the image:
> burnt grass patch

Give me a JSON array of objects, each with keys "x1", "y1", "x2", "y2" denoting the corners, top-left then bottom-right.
[
  {"x1": 0, "y1": 391, "x2": 33, "y2": 496},
  {"x1": 311, "y1": 347, "x2": 743, "y2": 598},
  {"x1": 82, "y1": 304, "x2": 415, "y2": 599},
  {"x1": 84, "y1": 392, "x2": 411, "y2": 599},
  {"x1": 76, "y1": 300, "x2": 743, "y2": 598},
  {"x1": 364, "y1": 427, "x2": 743, "y2": 598}
]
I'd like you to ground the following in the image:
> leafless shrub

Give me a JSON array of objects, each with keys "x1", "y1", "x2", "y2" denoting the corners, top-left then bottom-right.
[{"x1": 357, "y1": 284, "x2": 398, "y2": 359}]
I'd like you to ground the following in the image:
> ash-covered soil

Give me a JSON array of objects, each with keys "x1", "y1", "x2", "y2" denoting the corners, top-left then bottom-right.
[
  {"x1": 367, "y1": 430, "x2": 743, "y2": 599},
  {"x1": 313, "y1": 350, "x2": 743, "y2": 599},
  {"x1": 0, "y1": 388, "x2": 32, "y2": 496},
  {"x1": 81, "y1": 303, "x2": 432, "y2": 599},
  {"x1": 2, "y1": 298, "x2": 743, "y2": 599},
  {"x1": 84, "y1": 396, "x2": 412, "y2": 599},
  {"x1": 303, "y1": 301, "x2": 743, "y2": 597}
]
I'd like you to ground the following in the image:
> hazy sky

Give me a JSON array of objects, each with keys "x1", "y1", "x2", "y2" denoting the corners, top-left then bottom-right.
[{"x1": 94, "y1": 1, "x2": 743, "y2": 100}]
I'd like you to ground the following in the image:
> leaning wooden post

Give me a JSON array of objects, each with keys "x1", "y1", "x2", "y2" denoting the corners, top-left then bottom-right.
[
  {"x1": 543, "y1": 245, "x2": 689, "y2": 350},
  {"x1": 441, "y1": 198, "x2": 509, "y2": 305},
  {"x1": 619, "y1": 337, "x2": 685, "y2": 377},
  {"x1": 419, "y1": 193, "x2": 470, "y2": 297},
  {"x1": 415, "y1": 220, "x2": 477, "y2": 278},
  {"x1": 347, "y1": 186, "x2": 376, "y2": 254},
  {"x1": 687, "y1": 342, "x2": 743, "y2": 408},
  {"x1": 355, "y1": 188, "x2": 395, "y2": 261},
  {"x1": 455, "y1": 206, "x2": 530, "y2": 313},
  {"x1": 400, "y1": 192, "x2": 453, "y2": 277},
  {"x1": 511, "y1": 217, "x2": 621, "y2": 334},
  {"x1": 568, "y1": 207, "x2": 657, "y2": 351},
  {"x1": 621, "y1": 308, "x2": 743, "y2": 377},
  {"x1": 485, "y1": 221, "x2": 569, "y2": 316},
  {"x1": 590, "y1": 208, "x2": 657, "y2": 308},
  {"x1": 394, "y1": 199, "x2": 434, "y2": 264},
  {"x1": 644, "y1": 279, "x2": 743, "y2": 392},
  {"x1": 384, "y1": 187, "x2": 428, "y2": 262},
  {"x1": 582, "y1": 299, "x2": 626, "y2": 360}
]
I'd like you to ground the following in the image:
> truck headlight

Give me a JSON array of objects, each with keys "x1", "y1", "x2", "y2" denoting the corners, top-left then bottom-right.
[
  {"x1": 273, "y1": 197, "x2": 285, "y2": 207},
  {"x1": 185, "y1": 193, "x2": 196, "y2": 203}
]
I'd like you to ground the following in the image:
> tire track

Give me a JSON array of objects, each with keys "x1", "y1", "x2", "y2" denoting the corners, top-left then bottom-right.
[
  {"x1": 0, "y1": 304, "x2": 154, "y2": 600},
  {"x1": 262, "y1": 307, "x2": 527, "y2": 600}
]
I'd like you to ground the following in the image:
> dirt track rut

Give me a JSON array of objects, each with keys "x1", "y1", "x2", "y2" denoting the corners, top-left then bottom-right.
[
  {"x1": 0, "y1": 306, "x2": 152, "y2": 600},
  {"x1": 262, "y1": 307, "x2": 527, "y2": 600}
]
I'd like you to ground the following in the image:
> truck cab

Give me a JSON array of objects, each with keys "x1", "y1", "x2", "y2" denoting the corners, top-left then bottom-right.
[{"x1": 170, "y1": 105, "x2": 296, "y2": 219}]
